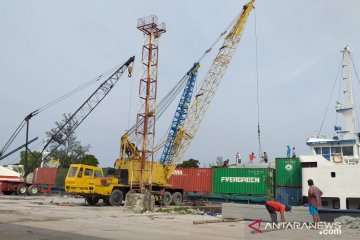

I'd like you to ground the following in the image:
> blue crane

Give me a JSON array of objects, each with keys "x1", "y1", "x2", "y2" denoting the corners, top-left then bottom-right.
[{"x1": 160, "y1": 62, "x2": 200, "y2": 165}]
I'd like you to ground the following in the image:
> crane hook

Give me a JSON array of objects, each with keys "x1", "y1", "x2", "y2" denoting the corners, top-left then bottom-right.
[{"x1": 128, "y1": 66, "x2": 133, "y2": 77}]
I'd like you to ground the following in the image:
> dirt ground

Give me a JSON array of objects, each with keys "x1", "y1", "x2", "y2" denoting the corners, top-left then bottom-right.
[{"x1": 0, "y1": 195, "x2": 358, "y2": 240}]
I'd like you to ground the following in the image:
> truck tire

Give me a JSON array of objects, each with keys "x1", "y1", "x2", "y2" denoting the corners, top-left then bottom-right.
[
  {"x1": 109, "y1": 189, "x2": 123, "y2": 206},
  {"x1": 17, "y1": 184, "x2": 28, "y2": 195},
  {"x1": 27, "y1": 185, "x2": 39, "y2": 196},
  {"x1": 162, "y1": 191, "x2": 172, "y2": 206},
  {"x1": 86, "y1": 196, "x2": 100, "y2": 206},
  {"x1": 171, "y1": 192, "x2": 183, "y2": 205}
]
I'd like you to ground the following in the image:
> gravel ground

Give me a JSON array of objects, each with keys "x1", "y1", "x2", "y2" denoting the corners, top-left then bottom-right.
[
  {"x1": 335, "y1": 216, "x2": 360, "y2": 232},
  {"x1": 0, "y1": 195, "x2": 358, "y2": 240}
]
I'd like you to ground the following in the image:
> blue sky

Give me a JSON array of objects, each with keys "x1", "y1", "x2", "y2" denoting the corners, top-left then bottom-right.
[{"x1": 1, "y1": 0, "x2": 360, "y2": 167}]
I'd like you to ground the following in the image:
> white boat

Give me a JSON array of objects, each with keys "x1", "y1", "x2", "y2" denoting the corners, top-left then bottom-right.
[{"x1": 300, "y1": 46, "x2": 360, "y2": 210}]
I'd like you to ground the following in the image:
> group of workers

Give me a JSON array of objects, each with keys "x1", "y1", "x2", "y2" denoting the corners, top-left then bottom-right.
[
  {"x1": 287, "y1": 145, "x2": 296, "y2": 158},
  {"x1": 236, "y1": 145, "x2": 296, "y2": 165},
  {"x1": 234, "y1": 152, "x2": 268, "y2": 165},
  {"x1": 265, "y1": 179, "x2": 323, "y2": 228}
]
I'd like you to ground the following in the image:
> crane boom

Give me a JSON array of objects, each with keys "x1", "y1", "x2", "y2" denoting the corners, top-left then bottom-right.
[
  {"x1": 169, "y1": 0, "x2": 255, "y2": 163},
  {"x1": 0, "y1": 137, "x2": 38, "y2": 161},
  {"x1": 160, "y1": 62, "x2": 200, "y2": 165},
  {"x1": 24, "y1": 56, "x2": 135, "y2": 177},
  {"x1": 117, "y1": 66, "x2": 198, "y2": 163}
]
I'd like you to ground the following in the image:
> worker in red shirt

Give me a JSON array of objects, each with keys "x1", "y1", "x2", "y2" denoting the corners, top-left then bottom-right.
[
  {"x1": 265, "y1": 200, "x2": 291, "y2": 223},
  {"x1": 249, "y1": 152, "x2": 255, "y2": 163}
]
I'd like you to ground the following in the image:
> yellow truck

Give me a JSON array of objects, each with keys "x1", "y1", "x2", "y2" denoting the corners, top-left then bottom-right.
[
  {"x1": 65, "y1": 164, "x2": 184, "y2": 206},
  {"x1": 65, "y1": 164, "x2": 126, "y2": 206}
]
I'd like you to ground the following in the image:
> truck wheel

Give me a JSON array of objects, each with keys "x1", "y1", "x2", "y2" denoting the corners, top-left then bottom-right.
[
  {"x1": 27, "y1": 185, "x2": 39, "y2": 196},
  {"x1": 162, "y1": 191, "x2": 172, "y2": 206},
  {"x1": 17, "y1": 184, "x2": 28, "y2": 195},
  {"x1": 86, "y1": 196, "x2": 100, "y2": 206},
  {"x1": 171, "y1": 192, "x2": 183, "y2": 206},
  {"x1": 103, "y1": 197, "x2": 111, "y2": 206},
  {"x1": 109, "y1": 189, "x2": 123, "y2": 206}
]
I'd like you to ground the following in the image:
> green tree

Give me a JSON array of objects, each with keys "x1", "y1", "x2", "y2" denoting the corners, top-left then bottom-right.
[
  {"x1": 209, "y1": 156, "x2": 224, "y2": 168},
  {"x1": 177, "y1": 158, "x2": 200, "y2": 168},
  {"x1": 46, "y1": 113, "x2": 90, "y2": 168},
  {"x1": 19, "y1": 151, "x2": 42, "y2": 168},
  {"x1": 81, "y1": 154, "x2": 99, "y2": 166}
]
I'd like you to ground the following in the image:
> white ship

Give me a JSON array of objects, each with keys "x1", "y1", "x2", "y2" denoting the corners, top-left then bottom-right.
[{"x1": 300, "y1": 46, "x2": 360, "y2": 210}]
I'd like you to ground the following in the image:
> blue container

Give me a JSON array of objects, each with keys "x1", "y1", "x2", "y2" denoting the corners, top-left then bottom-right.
[{"x1": 276, "y1": 187, "x2": 302, "y2": 206}]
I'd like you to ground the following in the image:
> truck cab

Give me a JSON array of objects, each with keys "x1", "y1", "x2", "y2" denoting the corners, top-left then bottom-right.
[{"x1": 65, "y1": 164, "x2": 126, "y2": 206}]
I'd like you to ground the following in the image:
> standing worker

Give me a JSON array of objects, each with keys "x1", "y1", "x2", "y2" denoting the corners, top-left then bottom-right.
[
  {"x1": 263, "y1": 152, "x2": 268, "y2": 163},
  {"x1": 307, "y1": 179, "x2": 323, "y2": 228},
  {"x1": 292, "y1": 147, "x2": 296, "y2": 158},
  {"x1": 265, "y1": 200, "x2": 291, "y2": 223},
  {"x1": 249, "y1": 152, "x2": 255, "y2": 163},
  {"x1": 286, "y1": 145, "x2": 291, "y2": 157},
  {"x1": 236, "y1": 152, "x2": 242, "y2": 165}
]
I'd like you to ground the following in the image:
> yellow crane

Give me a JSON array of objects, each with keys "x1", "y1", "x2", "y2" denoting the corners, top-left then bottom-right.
[{"x1": 169, "y1": 0, "x2": 255, "y2": 163}]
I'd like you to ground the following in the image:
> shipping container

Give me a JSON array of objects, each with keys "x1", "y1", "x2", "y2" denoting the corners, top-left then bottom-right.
[
  {"x1": 275, "y1": 158, "x2": 302, "y2": 187},
  {"x1": 33, "y1": 168, "x2": 57, "y2": 185},
  {"x1": 168, "y1": 168, "x2": 212, "y2": 193},
  {"x1": 212, "y1": 168, "x2": 274, "y2": 196},
  {"x1": 276, "y1": 187, "x2": 302, "y2": 206},
  {"x1": 55, "y1": 168, "x2": 69, "y2": 186}
]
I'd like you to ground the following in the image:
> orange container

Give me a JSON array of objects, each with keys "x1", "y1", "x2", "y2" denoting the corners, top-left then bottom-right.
[{"x1": 168, "y1": 168, "x2": 212, "y2": 193}]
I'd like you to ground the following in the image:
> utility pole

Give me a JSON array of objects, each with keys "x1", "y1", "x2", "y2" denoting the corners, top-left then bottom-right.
[{"x1": 24, "y1": 110, "x2": 38, "y2": 172}]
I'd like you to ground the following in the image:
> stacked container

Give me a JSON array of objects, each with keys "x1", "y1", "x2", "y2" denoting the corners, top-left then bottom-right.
[
  {"x1": 168, "y1": 168, "x2": 212, "y2": 193},
  {"x1": 212, "y1": 168, "x2": 274, "y2": 198},
  {"x1": 275, "y1": 158, "x2": 302, "y2": 206}
]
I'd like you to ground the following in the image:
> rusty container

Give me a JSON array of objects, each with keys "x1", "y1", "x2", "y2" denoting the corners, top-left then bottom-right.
[
  {"x1": 168, "y1": 168, "x2": 213, "y2": 193},
  {"x1": 32, "y1": 168, "x2": 57, "y2": 185}
]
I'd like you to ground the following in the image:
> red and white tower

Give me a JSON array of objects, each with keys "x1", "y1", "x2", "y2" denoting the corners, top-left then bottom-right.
[{"x1": 135, "y1": 15, "x2": 166, "y2": 192}]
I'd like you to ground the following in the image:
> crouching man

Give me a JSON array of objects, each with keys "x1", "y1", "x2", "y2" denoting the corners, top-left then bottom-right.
[{"x1": 265, "y1": 200, "x2": 292, "y2": 223}]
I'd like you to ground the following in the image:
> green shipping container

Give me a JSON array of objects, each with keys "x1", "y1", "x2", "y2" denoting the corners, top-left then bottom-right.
[
  {"x1": 55, "y1": 168, "x2": 69, "y2": 186},
  {"x1": 275, "y1": 158, "x2": 302, "y2": 187},
  {"x1": 212, "y1": 168, "x2": 274, "y2": 196}
]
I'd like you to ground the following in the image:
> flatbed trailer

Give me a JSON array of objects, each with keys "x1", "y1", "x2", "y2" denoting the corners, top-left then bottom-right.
[{"x1": 0, "y1": 165, "x2": 57, "y2": 195}]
